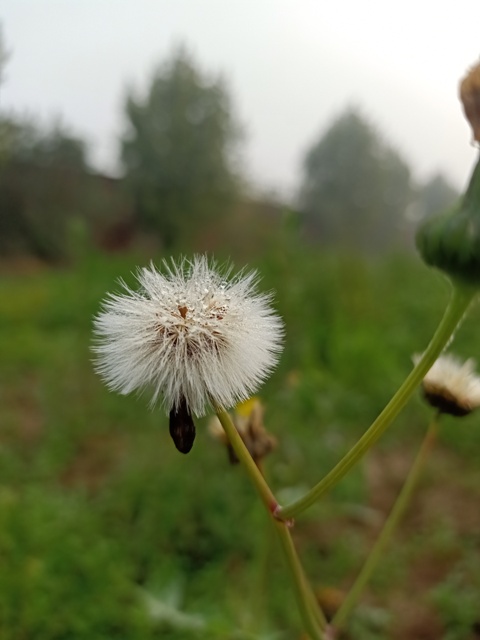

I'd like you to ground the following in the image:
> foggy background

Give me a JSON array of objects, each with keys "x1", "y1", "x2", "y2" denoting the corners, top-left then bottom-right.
[{"x1": 1, "y1": 3, "x2": 480, "y2": 640}]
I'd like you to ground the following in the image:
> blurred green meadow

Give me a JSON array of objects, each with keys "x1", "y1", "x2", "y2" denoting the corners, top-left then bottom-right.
[{"x1": 2, "y1": 246, "x2": 480, "y2": 640}]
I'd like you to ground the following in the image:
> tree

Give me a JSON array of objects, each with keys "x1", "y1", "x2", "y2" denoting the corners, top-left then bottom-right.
[
  {"x1": 0, "y1": 117, "x2": 90, "y2": 260},
  {"x1": 0, "y1": 23, "x2": 89, "y2": 260},
  {"x1": 0, "y1": 25, "x2": 123, "y2": 263},
  {"x1": 121, "y1": 47, "x2": 241, "y2": 249},
  {"x1": 0, "y1": 117, "x2": 87, "y2": 169},
  {"x1": 415, "y1": 173, "x2": 459, "y2": 221},
  {"x1": 298, "y1": 108, "x2": 413, "y2": 251}
]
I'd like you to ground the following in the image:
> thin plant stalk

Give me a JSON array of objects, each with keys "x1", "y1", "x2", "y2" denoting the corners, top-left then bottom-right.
[
  {"x1": 332, "y1": 414, "x2": 439, "y2": 632},
  {"x1": 276, "y1": 283, "x2": 475, "y2": 521},
  {"x1": 215, "y1": 408, "x2": 278, "y2": 513},
  {"x1": 216, "y1": 407, "x2": 327, "y2": 639},
  {"x1": 249, "y1": 516, "x2": 272, "y2": 633},
  {"x1": 274, "y1": 520, "x2": 328, "y2": 638},
  {"x1": 249, "y1": 461, "x2": 275, "y2": 633}
]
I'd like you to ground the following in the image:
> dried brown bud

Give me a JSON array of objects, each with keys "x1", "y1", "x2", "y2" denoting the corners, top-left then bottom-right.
[
  {"x1": 460, "y1": 62, "x2": 480, "y2": 143},
  {"x1": 209, "y1": 398, "x2": 277, "y2": 465}
]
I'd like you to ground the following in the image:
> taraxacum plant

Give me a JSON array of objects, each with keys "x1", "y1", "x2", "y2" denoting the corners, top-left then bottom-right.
[
  {"x1": 92, "y1": 62, "x2": 480, "y2": 639},
  {"x1": 93, "y1": 256, "x2": 283, "y2": 452}
]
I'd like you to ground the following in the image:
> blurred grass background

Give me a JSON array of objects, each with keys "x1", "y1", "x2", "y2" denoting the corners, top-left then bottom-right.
[
  {"x1": 1, "y1": 26, "x2": 479, "y2": 640},
  {"x1": 2, "y1": 246, "x2": 480, "y2": 640}
]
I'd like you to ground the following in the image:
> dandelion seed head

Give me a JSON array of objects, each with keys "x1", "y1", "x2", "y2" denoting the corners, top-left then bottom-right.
[{"x1": 93, "y1": 255, "x2": 284, "y2": 417}]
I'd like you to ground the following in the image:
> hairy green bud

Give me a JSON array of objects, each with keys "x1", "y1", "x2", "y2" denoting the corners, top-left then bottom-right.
[{"x1": 416, "y1": 156, "x2": 480, "y2": 286}]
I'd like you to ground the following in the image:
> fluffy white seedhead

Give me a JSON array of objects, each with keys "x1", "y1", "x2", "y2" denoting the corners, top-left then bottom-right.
[
  {"x1": 93, "y1": 256, "x2": 284, "y2": 416},
  {"x1": 414, "y1": 353, "x2": 480, "y2": 416}
]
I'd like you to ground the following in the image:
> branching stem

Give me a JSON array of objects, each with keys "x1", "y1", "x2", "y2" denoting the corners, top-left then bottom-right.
[
  {"x1": 216, "y1": 407, "x2": 327, "y2": 639},
  {"x1": 276, "y1": 283, "x2": 474, "y2": 520}
]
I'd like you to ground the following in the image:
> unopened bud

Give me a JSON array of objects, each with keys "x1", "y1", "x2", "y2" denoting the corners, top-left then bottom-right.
[
  {"x1": 416, "y1": 155, "x2": 480, "y2": 285},
  {"x1": 460, "y1": 61, "x2": 480, "y2": 143},
  {"x1": 416, "y1": 63, "x2": 480, "y2": 286},
  {"x1": 209, "y1": 398, "x2": 277, "y2": 465}
]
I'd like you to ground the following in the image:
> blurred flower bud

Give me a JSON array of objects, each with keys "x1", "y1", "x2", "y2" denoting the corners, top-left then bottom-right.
[
  {"x1": 416, "y1": 155, "x2": 480, "y2": 286},
  {"x1": 416, "y1": 63, "x2": 480, "y2": 286},
  {"x1": 413, "y1": 353, "x2": 480, "y2": 417},
  {"x1": 460, "y1": 61, "x2": 480, "y2": 143},
  {"x1": 209, "y1": 398, "x2": 277, "y2": 466}
]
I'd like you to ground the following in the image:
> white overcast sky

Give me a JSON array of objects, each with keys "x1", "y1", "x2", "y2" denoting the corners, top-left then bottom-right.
[{"x1": 1, "y1": 0, "x2": 480, "y2": 196}]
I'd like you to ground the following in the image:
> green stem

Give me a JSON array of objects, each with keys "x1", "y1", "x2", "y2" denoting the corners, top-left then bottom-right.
[
  {"x1": 274, "y1": 520, "x2": 327, "y2": 638},
  {"x1": 249, "y1": 518, "x2": 271, "y2": 633},
  {"x1": 215, "y1": 408, "x2": 279, "y2": 513},
  {"x1": 216, "y1": 408, "x2": 327, "y2": 639},
  {"x1": 276, "y1": 283, "x2": 474, "y2": 521},
  {"x1": 332, "y1": 415, "x2": 439, "y2": 631}
]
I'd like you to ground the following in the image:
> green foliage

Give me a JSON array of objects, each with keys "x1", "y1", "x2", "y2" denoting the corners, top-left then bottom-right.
[
  {"x1": 0, "y1": 116, "x2": 134, "y2": 263},
  {"x1": 0, "y1": 117, "x2": 92, "y2": 261},
  {"x1": 121, "y1": 46, "x2": 242, "y2": 249},
  {"x1": 2, "y1": 247, "x2": 480, "y2": 638},
  {"x1": 0, "y1": 488, "x2": 151, "y2": 639},
  {"x1": 0, "y1": 117, "x2": 87, "y2": 170},
  {"x1": 430, "y1": 555, "x2": 480, "y2": 640},
  {"x1": 415, "y1": 173, "x2": 459, "y2": 221},
  {"x1": 0, "y1": 21, "x2": 130, "y2": 264},
  {"x1": 298, "y1": 108, "x2": 413, "y2": 251}
]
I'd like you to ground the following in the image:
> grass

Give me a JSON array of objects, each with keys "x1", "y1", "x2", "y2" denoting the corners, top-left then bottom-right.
[{"x1": 1, "y1": 246, "x2": 480, "y2": 639}]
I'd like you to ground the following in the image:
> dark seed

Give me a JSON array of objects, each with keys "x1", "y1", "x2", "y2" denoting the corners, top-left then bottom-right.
[{"x1": 169, "y1": 398, "x2": 196, "y2": 453}]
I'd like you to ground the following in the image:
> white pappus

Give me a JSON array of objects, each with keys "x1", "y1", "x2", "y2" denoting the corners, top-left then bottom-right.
[{"x1": 92, "y1": 255, "x2": 284, "y2": 452}]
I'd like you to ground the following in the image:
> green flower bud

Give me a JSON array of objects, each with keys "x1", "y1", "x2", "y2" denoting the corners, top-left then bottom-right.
[{"x1": 416, "y1": 155, "x2": 480, "y2": 286}]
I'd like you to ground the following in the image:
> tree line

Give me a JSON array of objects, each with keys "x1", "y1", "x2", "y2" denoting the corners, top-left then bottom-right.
[{"x1": 0, "y1": 29, "x2": 459, "y2": 262}]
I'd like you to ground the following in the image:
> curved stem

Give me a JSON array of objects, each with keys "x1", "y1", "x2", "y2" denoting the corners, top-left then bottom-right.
[
  {"x1": 216, "y1": 408, "x2": 327, "y2": 639},
  {"x1": 276, "y1": 283, "x2": 475, "y2": 521},
  {"x1": 332, "y1": 414, "x2": 439, "y2": 631},
  {"x1": 215, "y1": 408, "x2": 279, "y2": 513}
]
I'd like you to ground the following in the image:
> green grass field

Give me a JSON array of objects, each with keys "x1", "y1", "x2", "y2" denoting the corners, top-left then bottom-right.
[{"x1": 1, "y1": 247, "x2": 480, "y2": 639}]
